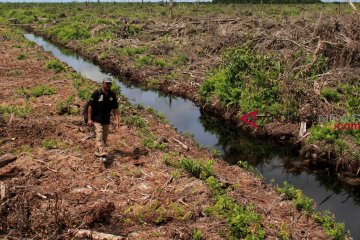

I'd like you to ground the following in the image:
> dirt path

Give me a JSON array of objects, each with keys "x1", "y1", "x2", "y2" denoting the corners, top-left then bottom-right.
[{"x1": 0, "y1": 26, "x2": 330, "y2": 239}]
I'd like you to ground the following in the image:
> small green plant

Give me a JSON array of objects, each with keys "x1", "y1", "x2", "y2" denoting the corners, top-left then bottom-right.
[
  {"x1": 192, "y1": 229, "x2": 203, "y2": 240},
  {"x1": 279, "y1": 222, "x2": 290, "y2": 240},
  {"x1": 0, "y1": 104, "x2": 32, "y2": 117},
  {"x1": 172, "y1": 54, "x2": 188, "y2": 66},
  {"x1": 16, "y1": 85, "x2": 56, "y2": 98},
  {"x1": 180, "y1": 158, "x2": 214, "y2": 179},
  {"x1": 56, "y1": 95, "x2": 79, "y2": 115},
  {"x1": 307, "y1": 123, "x2": 340, "y2": 144},
  {"x1": 111, "y1": 80, "x2": 121, "y2": 94},
  {"x1": 135, "y1": 55, "x2": 151, "y2": 69},
  {"x1": 46, "y1": 60, "x2": 65, "y2": 73},
  {"x1": 42, "y1": 139, "x2": 66, "y2": 149},
  {"x1": 16, "y1": 53, "x2": 27, "y2": 60},
  {"x1": 321, "y1": 88, "x2": 341, "y2": 103},
  {"x1": 154, "y1": 58, "x2": 167, "y2": 68},
  {"x1": 276, "y1": 181, "x2": 347, "y2": 239},
  {"x1": 123, "y1": 114, "x2": 146, "y2": 128}
]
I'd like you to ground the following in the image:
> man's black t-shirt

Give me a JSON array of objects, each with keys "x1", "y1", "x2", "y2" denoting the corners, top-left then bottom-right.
[{"x1": 89, "y1": 88, "x2": 118, "y2": 125}]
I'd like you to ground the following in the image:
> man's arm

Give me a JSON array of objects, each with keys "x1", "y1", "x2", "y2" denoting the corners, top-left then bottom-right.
[
  {"x1": 113, "y1": 108, "x2": 120, "y2": 129},
  {"x1": 87, "y1": 105, "x2": 93, "y2": 126}
]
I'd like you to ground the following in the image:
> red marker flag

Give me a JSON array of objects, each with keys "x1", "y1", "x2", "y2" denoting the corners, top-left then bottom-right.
[{"x1": 240, "y1": 111, "x2": 259, "y2": 128}]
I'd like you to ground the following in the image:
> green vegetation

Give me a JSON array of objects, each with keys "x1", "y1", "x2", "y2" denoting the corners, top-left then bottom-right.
[
  {"x1": 135, "y1": 55, "x2": 152, "y2": 69},
  {"x1": 71, "y1": 73, "x2": 97, "y2": 100},
  {"x1": 200, "y1": 46, "x2": 282, "y2": 115},
  {"x1": 16, "y1": 53, "x2": 27, "y2": 60},
  {"x1": 46, "y1": 60, "x2": 65, "y2": 73},
  {"x1": 56, "y1": 95, "x2": 80, "y2": 115},
  {"x1": 0, "y1": 104, "x2": 32, "y2": 117},
  {"x1": 321, "y1": 88, "x2": 342, "y2": 103},
  {"x1": 192, "y1": 229, "x2": 203, "y2": 240},
  {"x1": 42, "y1": 139, "x2": 67, "y2": 149},
  {"x1": 175, "y1": 158, "x2": 265, "y2": 239},
  {"x1": 16, "y1": 85, "x2": 56, "y2": 98},
  {"x1": 276, "y1": 181, "x2": 347, "y2": 240},
  {"x1": 146, "y1": 106, "x2": 168, "y2": 124}
]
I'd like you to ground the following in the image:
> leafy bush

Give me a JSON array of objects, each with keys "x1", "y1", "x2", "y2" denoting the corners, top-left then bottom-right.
[
  {"x1": 16, "y1": 53, "x2": 27, "y2": 60},
  {"x1": 42, "y1": 139, "x2": 66, "y2": 149},
  {"x1": 16, "y1": 85, "x2": 56, "y2": 98},
  {"x1": 276, "y1": 181, "x2": 313, "y2": 212},
  {"x1": 135, "y1": 56, "x2": 152, "y2": 69},
  {"x1": 180, "y1": 158, "x2": 214, "y2": 179},
  {"x1": 49, "y1": 23, "x2": 90, "y2": 42},
  {"x1": 307, "y1": 124, "x2": 340, "y2": 144},
  {"x1": 56, "y1": 95, "x2": 79, "y2": 115},
  {"x1": 200, "y1": 46, "x2": 282, "y2": 114},
  {"x1": 46, "y1": 60, "x2": 65, "y2": 73},
  {"x1": 321, "y1": 88, "x2": 342, "y2": 103},
  {"x1": 0, "y1": 104, "x2": 32, "y2": 117}
]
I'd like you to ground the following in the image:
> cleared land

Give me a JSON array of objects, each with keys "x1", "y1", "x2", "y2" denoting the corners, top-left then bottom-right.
[
  {"x1": 0, "y1": 25, "x2": 345, "y2": 239},
  {"x1": 1, "y1": 3, "x2": 358, "y2": 180}
]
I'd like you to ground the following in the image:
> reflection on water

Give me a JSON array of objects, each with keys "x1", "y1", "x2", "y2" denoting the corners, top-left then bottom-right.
[{"x1": 24, "y1": 33, "x2": 360, "y2": 239}]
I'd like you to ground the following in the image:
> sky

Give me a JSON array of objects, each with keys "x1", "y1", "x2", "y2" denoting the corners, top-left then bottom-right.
[{"x1": 0, "y1": 0, "x2": 358, "y2": 2}]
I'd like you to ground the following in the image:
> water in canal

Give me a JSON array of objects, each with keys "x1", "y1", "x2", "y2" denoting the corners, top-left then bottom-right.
[{"x1": 24, "y1": 33, "x2": 360, "y2": 239}]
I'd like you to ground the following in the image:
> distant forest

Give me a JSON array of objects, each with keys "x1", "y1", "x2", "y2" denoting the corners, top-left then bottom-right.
[{"x1": 212, "y1": 0, "x2": 322, "y2": 3}]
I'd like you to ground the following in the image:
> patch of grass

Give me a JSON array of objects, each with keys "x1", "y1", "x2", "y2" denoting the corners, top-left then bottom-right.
[
  {"x1": 135, "y1": 55, "x2": 151, "y2": 69},
  {"x1": 6, "y1": 69, "x2": 24, "y2": 77},
  {"x1": 42, "y1": 139, "x2": 67, "y2": 149},
  {"x1": 0, "y1": 104, "x2": 32, "y2": 117},
  {"x1": 200, "y1": 46, "x2": 282, "y2": 114},
  {"x1": 117, "y1": 46, "x2": 147, "y2": 56},
  {"x1": 48, "y1": 22, "x2": 90, "y2": 42},
  {"x1": 16, "y1": 53, "x2": 27, "y2": 60},
  {"x1": 16, "y1": 85, "x2": 57, "y2": 98},
  {"x1": 142, "y1": 137, "x2": 167, "y2": 151},
  {"x1": 307, "y1": 123, "x2": 340, "y2": 144},
  {"x1": 180, "y1": 158, "x2": 214, "y2": 179},
  {"x1": 154, "y1": 58, "x2": 167, "y2": 68},
  {"x1": 56, "y1": 95, "x2": 79, "y2": 115},
  {"x1": 172, "y1": 54, "x2": 188, "y2": 66},
  {"x1": 276, "y1": 181, "x2": 347, "y2": 240},
  {"x1": 192, "y1": 229, "x2": 203, "y2": 240},
  {"x1": 205, "y1": 195, "x2": 265, "y2": 239},
  {"x1": 123, "y1": 114, "x2": 147, "y2": 128},
  {"x1": 71, "y1": 73, "x2": 97, "y2": 100},
  {"x1": 11, "y1": 144, "x2": 32, "y2": 155},
  {"x1": 146, "y1": 106, "x2": 168, "y2": 124},
  {"x1": 237, "y1": 160, "x2": 263, "y2": 178},
  {"x1": 321, "y1": 88, "x2": 342, "y2": 103},
  {"x1": 46, "y1": 60, "x2": 65, "y2": 73}
]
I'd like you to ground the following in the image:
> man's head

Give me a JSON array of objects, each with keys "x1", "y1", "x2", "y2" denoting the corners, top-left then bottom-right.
[{"x1": 102, "y1": 77, "x2": 113, "y2": 91}]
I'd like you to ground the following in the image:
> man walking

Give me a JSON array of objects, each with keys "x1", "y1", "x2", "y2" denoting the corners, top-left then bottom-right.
[{"x1": 87, "y1": 77, "x2": 120, "y2": 161}]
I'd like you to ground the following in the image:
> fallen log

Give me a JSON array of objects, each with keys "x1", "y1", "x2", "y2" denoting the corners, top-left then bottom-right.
[
  {"x1": 68, "y1": 229, "x2": 125, "y2": 240},
  {"x1": 171, "y1": 137, "x2": 189, "y2": 151},
  {"x1": 0, "y1": 154, "x2": 17, "y2": 168}
]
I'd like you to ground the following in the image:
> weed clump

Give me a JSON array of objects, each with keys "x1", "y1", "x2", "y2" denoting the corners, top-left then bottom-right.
[
  {"x1": 46, "y1": 60, "x2": 65, "y2": 73},
  {"x1": 276, "y1": 181, "x2": 347, "y2": 240}
]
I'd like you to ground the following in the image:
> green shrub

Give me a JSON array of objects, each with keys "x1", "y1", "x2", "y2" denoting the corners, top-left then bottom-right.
[
  {"x1": 49, "y1": 23, "x2": 90, "y2": 42},
  {"x1": 200, "y1": 46, "x2": 282, "y2": 113},
  {"x1": 46, "y1": 60, "x2": 65, "y2": 73},
  {"x1": 276, "y1": 181, "x2": 313, "y2": 212},
  {"x1": 321, "y1": 88, "x2": 341, "y2": 103},
  {"x1": 16, "y1": 85, "x2": 57, "y2": 98},
  {"x1": 56, "y1": 95, "x2": 79, "y2": 115},
  {"x1": 155, "y1": 58, "x2": 167, "y2": 68},
  {"x1": 0, "y1": 104, "x2": 32, "y2": 117},
  {"x1": 135, "y1": 56, "x2": 151, "y2": 69},
  {"x1": 16, "y1": 53, "x2": 27, "y2": 60},
  {"x1": 192, "y1": 229, "x2": 203, "y2": 240},
  {"x1": 42, "y1": 139, "x2": 66, "y2": 149},
  {"x1": 180, "y1": 158, "x2": 214, "y2": 179},
  {"x1": 307, "y1": 123, "x2": 340, "y2": 144},
  {"x1": 172, "y1": 54, "x2": 188, "y2": 66}
]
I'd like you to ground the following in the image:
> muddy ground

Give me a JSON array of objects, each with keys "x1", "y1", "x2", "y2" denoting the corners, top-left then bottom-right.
[{"x1": 0, "y1": 26, "x2": 331, "y2": 239}]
